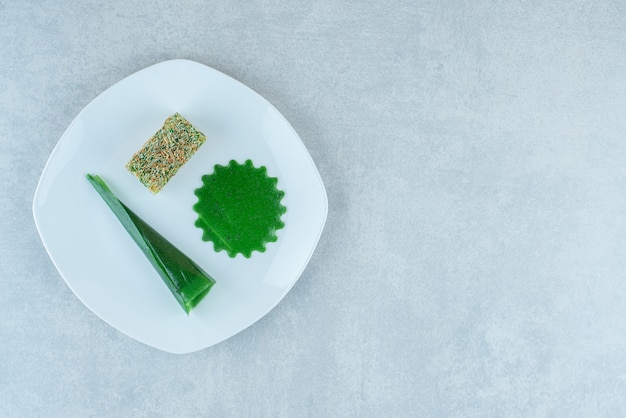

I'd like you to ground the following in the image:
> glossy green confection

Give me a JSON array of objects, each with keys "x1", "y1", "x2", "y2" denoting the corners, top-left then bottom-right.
[
  {"x1": 193, "y1": 160, "x2": 286, "y2": 258},
  {"x1": 86, "y1": 174, "x2": 215, "y2": 314}
]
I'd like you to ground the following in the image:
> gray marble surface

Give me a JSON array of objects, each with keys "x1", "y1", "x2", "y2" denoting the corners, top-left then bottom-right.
[{"x1": 2, "y1": 0, "x2": 626, "y2": 416}]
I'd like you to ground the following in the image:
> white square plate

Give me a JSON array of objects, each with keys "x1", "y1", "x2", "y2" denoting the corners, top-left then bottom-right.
[{"x1": 33, "y1": 59, "x2": 327, "y2": 354}]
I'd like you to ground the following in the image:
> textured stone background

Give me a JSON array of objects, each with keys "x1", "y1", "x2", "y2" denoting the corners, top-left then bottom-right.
[{"x1": 2, "y1": 1, "x2": 626, "y2": 416}]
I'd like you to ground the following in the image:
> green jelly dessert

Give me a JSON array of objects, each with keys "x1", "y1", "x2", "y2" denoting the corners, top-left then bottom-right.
[
  {"x1": 87, "y1": 174, "x2": 215, "y2": 314},
  {"x1": 193, "y1": 160, "x2": 286, "y2": 258}
]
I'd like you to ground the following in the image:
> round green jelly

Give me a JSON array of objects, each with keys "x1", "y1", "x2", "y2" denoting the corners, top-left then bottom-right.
[{"x1": 193, "y1": 160, "x2": 286, "y2": 258}]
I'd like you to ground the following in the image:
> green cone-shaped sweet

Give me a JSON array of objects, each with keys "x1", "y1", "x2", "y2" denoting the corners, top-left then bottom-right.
[{"x1": 86, "y1": 174, "x2": 215, "y2": 314}]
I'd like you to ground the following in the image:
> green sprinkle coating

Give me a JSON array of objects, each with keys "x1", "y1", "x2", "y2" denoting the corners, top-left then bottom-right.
[
  {"x1": 127, "y1": 113, "x2": 206, "y2": 193},
  {"x1": 193, "y1": 160, "x2": 286, "y2": 258}
]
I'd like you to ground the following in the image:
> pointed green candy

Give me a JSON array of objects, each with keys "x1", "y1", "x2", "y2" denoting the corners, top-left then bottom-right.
[{"x1": 86, "y1": 174, "x2": 215, "y2": 314}]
